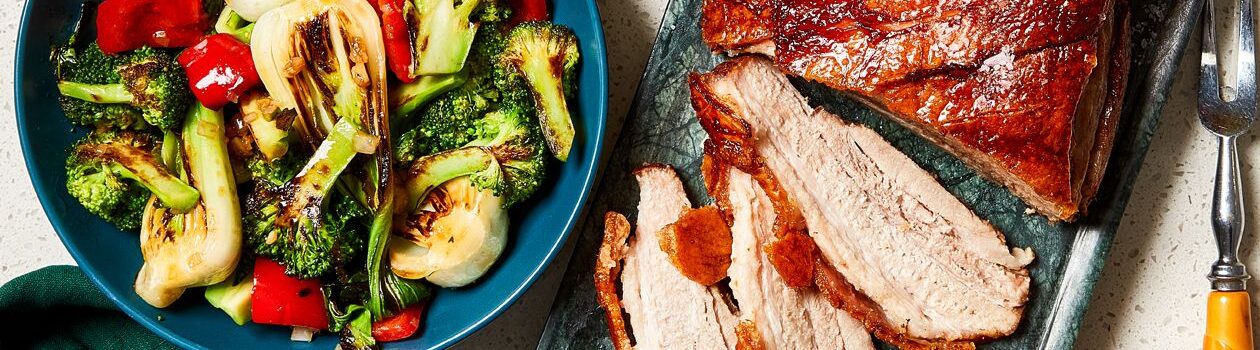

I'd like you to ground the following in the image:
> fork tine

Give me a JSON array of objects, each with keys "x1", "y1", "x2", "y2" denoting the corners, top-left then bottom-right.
[
  {"x1": 1233, "y1": 0, "x2": 1256, "y2": 104},
  {"x1": 1202, "y1": 3, "x2": 1222, "y2": 105},
  {"x1": 1199, "y1": 0, "x2": 1257, "y2": 135},
  {"x1": 1203, "y1": 0, "x2": 1258, "y2": 106}
]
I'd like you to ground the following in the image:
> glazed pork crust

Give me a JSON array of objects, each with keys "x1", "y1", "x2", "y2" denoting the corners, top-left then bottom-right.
[{"x1": 699, "y1": 0, "x2": 1130, "y2": 221}]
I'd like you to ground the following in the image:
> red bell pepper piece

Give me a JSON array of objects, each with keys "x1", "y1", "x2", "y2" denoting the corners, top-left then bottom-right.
[
  {"x1": 96, "y1": 0, "x2": 208, "y2": 54},
  {"x1": 508, "y1": 0, "x2": 549, "y2": 26},
  {"x1": 177, "y1": 34, "x2": 262, "y2": 110},
  {"x1": 251, "y1": 257, "x2": 329, "y2": 330},
  {"x1": 371, "y1": 304, "x2": 425, "y2": 342},
  {"x1": 371, "y1": 0, "x2": 417, "y2": 82}
]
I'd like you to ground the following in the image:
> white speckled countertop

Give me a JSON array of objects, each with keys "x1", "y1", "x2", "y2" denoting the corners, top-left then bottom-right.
[{"x1": 0, "y1": 0, "x2": 1246, "y2": 349}]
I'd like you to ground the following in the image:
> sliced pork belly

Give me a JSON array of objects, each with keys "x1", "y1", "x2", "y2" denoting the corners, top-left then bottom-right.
[
  {"x1": 690, "y1": 57, "x2": 1033, "y2": 345},
  {"x1": 595, "y1": 165, "x2": 739, "y2": 349},
  {"x1": 698, "y1": 0, "x2": 1130, "y2": 221},
  {"x1": 721, "y1": 168, "x2": 874, "y2": 350}
]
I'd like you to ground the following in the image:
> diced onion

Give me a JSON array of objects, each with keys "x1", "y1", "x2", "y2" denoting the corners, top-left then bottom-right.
[
  {"x1": 353, "y1": 133, "x2": 380, "y2": 154},
  {"x1": 290, "y1": 326, "x2": 317, "y2": 342}
]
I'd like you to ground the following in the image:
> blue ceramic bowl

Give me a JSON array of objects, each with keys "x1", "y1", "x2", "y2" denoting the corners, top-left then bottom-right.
[{"x1": 14, "y1": 1, "x2": 607, "y2": 348}]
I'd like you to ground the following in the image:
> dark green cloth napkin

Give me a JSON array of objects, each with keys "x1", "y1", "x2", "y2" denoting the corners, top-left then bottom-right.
[{"x1": 0, "y1": 265, "x2": 175, "y2": 349}]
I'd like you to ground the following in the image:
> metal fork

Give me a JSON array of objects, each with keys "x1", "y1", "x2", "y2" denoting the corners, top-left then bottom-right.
[{"x1": 1200, "y1": 0, "x2": 1258, "y2": 349}]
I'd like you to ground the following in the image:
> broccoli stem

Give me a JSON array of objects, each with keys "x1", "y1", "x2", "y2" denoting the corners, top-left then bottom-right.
[
  {"x1": 389, "y1": 72, "x2": 467, "y2": 127},
  {"x1": 81, "y1": 141, "x2": 200, "y2": 212},
  {"x1": 58, "y1": 81, "x2": 134, "y2": 104},
  {"x1": 520, "y1": 57, "x2": 575, "y2": 162},
  {"x1": 113, "y1": 165, "x2": 200, "y2": 212}
]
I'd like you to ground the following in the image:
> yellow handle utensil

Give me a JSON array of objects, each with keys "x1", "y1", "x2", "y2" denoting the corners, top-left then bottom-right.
[
  {"x1": 1199, "y1": 0, "x2": 1257, "y2": 349},
  {"x1": 1206, "y1": 291, "x2": 1253, "y2": 350}
]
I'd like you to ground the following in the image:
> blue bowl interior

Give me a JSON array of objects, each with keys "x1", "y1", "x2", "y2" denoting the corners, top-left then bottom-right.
[{"x1": 14, "y1": 1, "x2": 607, "y2": 348}]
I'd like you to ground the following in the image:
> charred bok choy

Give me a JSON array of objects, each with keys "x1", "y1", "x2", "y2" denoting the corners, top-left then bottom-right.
[
  {"x1": 383, "y1": 0, "x2": 509, "y2": 124},
  {"x1": 247, "y1": 0, "x2": 391, "y2": 280},
  {"x1": 135, "y1": 103, "x2": 241, "y2": 308},
  {"x1": 391, "y1": 99, "x2": 546, "y2": 288},
  {"x1": 377, "y1": 0, "x2": 508, "y2": 81}
]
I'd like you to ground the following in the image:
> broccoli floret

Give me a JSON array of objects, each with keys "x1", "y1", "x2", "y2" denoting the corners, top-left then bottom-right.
[
  {"x1": 499, "y1": 22, "x2": 580, "y2": 161},
  {"x1": 66, "y1": 129, "x2": 201, "y2": 230},
  {"x1": 465, "y1": 109, "x2": 545, "y2": 203},
  {"x1": 245, "y1": 118, "x2": 369, "y2": 278},
  {"x1": 54, "y1": 43, "x2": 145, "y2": 129},
  {"x1": 403, "y1": 107, "x2": 545, "y2": 209},
  {"x1": 395, "y1": 88, "x2": 490, "y2": 162},
  {"x1": 326, "y1": 192, "x2": 370, "y2": 268},
  {"x1": 394, "y1": 22, "x2": 516, "y2": 163},
  {"x1": 56, "y1": 45, "x2": 193, "y2": 130},
  {"x1": 245, "y1": 151, "x2": 304, "y2": 188}
]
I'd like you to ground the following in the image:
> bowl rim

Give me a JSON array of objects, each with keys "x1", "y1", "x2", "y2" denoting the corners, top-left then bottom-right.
[{"x1": 13, "y1": 0, "x2": 609, "y2": 348}]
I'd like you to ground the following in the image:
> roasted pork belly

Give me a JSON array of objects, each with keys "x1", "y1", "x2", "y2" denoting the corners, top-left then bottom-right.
[
  {"x1": 690, "y1": 57, "x2": 1034, "y2": 346},
  {"x1": 595, "y1": 165, "x2": 740, "y2": 350},
  {"x1": 700, "y1": 0, "x2": 1130, "y2": 221},
  {"x1": 720, "y1": 168, "x2": 874, "y2": 350},
  {"x1": 596, "y1": 164, "x2": 875, "y2": 349}
]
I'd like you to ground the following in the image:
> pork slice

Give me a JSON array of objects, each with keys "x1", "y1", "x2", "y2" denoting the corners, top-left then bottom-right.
[
  {"x1": 691, "y1": 57, "x2": 1033, "y2": 342},
  {"x1": 607, "y1": 165, "x2": 740, "y2": 349},
  {"x1": 725, "y1": 169, "x2": 874, "y2": 350}
]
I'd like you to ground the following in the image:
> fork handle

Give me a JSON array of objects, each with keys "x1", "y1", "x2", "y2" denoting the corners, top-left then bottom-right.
[
  {"x1": 1206, "y1": 290, "x2": 1254, "y2": 350},
  {"x1": 1210, "y1": 135, "x2": 1248, "y2": 290}
]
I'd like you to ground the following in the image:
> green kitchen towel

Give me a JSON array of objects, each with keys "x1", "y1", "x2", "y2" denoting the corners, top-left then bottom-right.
[{"x1": 0, "y1": 265, "x2": 175, "y2": 349}]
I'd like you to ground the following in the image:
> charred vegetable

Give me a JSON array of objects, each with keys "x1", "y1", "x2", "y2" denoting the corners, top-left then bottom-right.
[
  {"x1": 56, "y1": 45, "x2": 193, "y2": 130},
  {"x1": 238, "y1": 90, "x2": 294, "y2": 161},
  {"x1": 252, "y1": 0, "x2": 393, "y2": 211},
  {"x1": 401, "y1": 109, "x2": 545, "y2": 207},
  {"x1": 244, "y1": 118, "x2": 371, "y2": 279},
  {"x1": 135, "y1": 104, "x2": 241, "y2": 308},
  {"x1": 498, "y1": 22, "x2": 579, "y2": 161},
  {"x1": 390, "y1": 109, "x2": 544, "y2": 287},
  {"x1": 66, "y1": 129, "x2": 200, "y2": 230},
  {"x1": 389, "y1": 73, "x2": 466, "y2": 126},
  {"x1": 393, "y1": 21, "x2": 517, "y2": 162},
  {"x1": 390, "y1": 177, "x2": 506, "y2": 287},
  {"x1": 380, "y1": 0, "x2": 508, "y2": 80}
]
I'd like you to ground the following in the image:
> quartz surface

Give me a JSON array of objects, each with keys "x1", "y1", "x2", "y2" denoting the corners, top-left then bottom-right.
[{"x1": 0, "y1": 0, "x2": 1241, "y2": 349}]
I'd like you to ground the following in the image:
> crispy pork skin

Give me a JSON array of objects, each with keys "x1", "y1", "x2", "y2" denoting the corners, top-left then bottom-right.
[
  {"x1": 595, "y1": 212, "x2": 634, "y2": 350},
  {"x1": 699, "y1": 0, "x2": 1129, "y2": 221},
  {"x1": 701, "y1": 0, "x2": 775, "y2": 55},
  {"x1": 722, "y1": 168, "x2": 875, "y2": 350},
  {"x1": 658, "y1": 205, "x2": 735, "y2": 286},
  {"x1": 690, "y1": 57, "x2": 1034, "y2": 344},
  {"x1": 595, "y1": 165, "x2": 740, "y2": 349}
]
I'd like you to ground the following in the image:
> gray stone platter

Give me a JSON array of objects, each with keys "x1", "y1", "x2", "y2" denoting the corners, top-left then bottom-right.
[{"x1": 537, "y1": 0, "x2": 1201, "y2": 348}]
